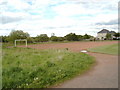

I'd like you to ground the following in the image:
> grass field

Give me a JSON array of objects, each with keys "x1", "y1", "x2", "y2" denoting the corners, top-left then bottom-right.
[
  {"x1": 2, "y1": 46, "x2": 95, "y2": 88},
  {"x1": 88, "y1": 44, "x2": 119, "y2": 55},
  {"x1": 0, "y1": 43, "x2": 2, "y2": 89}
]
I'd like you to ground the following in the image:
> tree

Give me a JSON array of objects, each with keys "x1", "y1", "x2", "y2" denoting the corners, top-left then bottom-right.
[
  {"x1": 36, "y1": 34, "x2": 49, "y2": 42},
  {"x1": 83, "y1": 34, "x2": 91, "y2": 39},
  {"x1": 9, "y1": 30, "x2": 30, "y2": 43},
  {"x1": 51, "y1": 33, "x2": 55, "y2": 37},
  {"x1": 57, "y1": 37, "x2": 64, "y2": 41},
  {"x1": 1, "y1": 36, "x2": 9, "y2": 43},
  {"x1": 65, "y1": 33, "x2": 78, "y2": 41},
  {"x1": 50, "y1": 36, "x2": 58, "y2": 41},
  {"x1": 106, "y1": 33, "x2": 112, "y2": 40},
  {"x1": 50, "y1": 36, "x2": 64, "y2": 42},
  {"x1": 27, "y1": 37, "x2": 34, "y2": 43},
  {"x1": 114, "y1": 33, "x2": 120, "y2": 39},
  {"x1": 77, "y1": 35, "x2": 83, "y2": 41}
]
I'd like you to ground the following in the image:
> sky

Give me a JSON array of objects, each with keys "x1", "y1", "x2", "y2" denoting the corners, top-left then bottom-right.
[{"x1": 0, "y1": 0, "x2": 119, "y2": 37}]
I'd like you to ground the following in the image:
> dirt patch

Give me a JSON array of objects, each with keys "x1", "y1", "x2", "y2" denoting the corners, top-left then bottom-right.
[{"x1": 19, "y1": 41, "x2": 118, "y2": 52}]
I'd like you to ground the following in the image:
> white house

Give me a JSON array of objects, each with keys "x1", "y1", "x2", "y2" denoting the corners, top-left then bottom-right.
[{"x1": 97, "y1": 29, "x2": 116, "y2": 40}]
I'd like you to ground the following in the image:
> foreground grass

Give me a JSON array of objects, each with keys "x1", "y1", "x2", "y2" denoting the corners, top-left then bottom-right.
[
  {"x1": 0, "y1": 43, "x2": 2, "y2": 89},
  {"x1": 88, "y1": 44, "x2": 119, "y2": 55},
  {"x1": 2, "y1": 47, "x2": 95, "y2": 88}
]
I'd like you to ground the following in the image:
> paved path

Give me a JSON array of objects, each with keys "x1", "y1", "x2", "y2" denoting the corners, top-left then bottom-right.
[{"x1": 53, "y1": 52, "x2": 118, "y2": 88}]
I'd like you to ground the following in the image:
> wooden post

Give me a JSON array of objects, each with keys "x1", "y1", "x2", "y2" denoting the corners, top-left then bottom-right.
[
  {"x1": 26, "y1": 40, "x2": 27, "y2": 47},
  {"x1": 15, "y1": 40, "x2": 16, "y2": 47}
]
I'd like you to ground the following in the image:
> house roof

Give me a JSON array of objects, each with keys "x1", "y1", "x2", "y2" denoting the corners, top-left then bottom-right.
[
  {"x1": 98, "y1": 29, "x2": 116, "y2": 34},
  {"x1": 109, "y1": 31, "x2": 116, "y2": 34},
  {"x1": 98, "y1": 29, "x2": 109, "y2": 33}
]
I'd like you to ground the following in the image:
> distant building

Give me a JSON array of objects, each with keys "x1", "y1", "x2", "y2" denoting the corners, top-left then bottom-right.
[{"x1": 97, "y1": 29, "x2": 116, "y2": 40}]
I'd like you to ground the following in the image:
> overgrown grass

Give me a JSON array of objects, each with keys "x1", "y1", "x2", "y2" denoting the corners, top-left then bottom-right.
[
  {"x1": 88, "y1": 43, "x2": 119, "y2": 55},
  {"x1": 2, "y1": 46, "x2": 95, "y2": 88},
  {"x1": 0, "y1": 43, "x2": 2, "y2": 89}
]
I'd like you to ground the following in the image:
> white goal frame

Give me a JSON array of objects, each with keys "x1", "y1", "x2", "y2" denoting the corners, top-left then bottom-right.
[{"x1": 15, "y1": 39, "x2": 27, "y2": 47}]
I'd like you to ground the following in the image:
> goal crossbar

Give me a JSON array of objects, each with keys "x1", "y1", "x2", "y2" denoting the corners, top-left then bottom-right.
[{"x1": 15, "y1": 39, "x2": 27, "y2": 47}]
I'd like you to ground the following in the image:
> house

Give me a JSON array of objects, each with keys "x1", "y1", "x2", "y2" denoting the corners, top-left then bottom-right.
[{"x1": 97, "y1": 29, "x2": 116, "y2": 40}]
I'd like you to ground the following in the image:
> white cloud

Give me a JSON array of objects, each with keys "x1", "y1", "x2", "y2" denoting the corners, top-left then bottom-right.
[
  {"x1": 0, "y1": 0, "x2": 118, "y2": 37},
  {"x1": 2, "y1": 11, "x2": 30, "y2": 18},
  {"x1": 53, "y1": 4, "x2": 85, "y2": 16},
  {"x1": 6, "y1": 0, "x2": 30, "y2": 10},
  {"x1": 92, "y1": 14, "x2": 118, "y2": 24}
]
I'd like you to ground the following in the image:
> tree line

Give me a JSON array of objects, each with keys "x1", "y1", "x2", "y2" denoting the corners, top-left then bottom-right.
[
  {"x1": 0, "y1": 30, "x2": 95, "y2": 43},
  {"x1": 106, "y1": 33, "x2": 120, "y2": 40}
]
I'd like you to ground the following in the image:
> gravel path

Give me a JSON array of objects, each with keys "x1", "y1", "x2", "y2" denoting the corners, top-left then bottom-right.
[{"x1": 53, "y1": 52, "x2": 118, "y2": 88}]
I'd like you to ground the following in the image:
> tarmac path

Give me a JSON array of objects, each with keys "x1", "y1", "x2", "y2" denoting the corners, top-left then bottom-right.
[{"x1": 53, "y1": 52, "x2": 118, "y2": 88}]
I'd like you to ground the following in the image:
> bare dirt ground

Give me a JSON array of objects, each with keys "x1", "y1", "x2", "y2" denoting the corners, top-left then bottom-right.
[
  {"x1": 20, "y1": 41, "x2": 118, "y2": 88},
  {"x1": 20, "y1": 41, "x2": 118, "y2": 52}
]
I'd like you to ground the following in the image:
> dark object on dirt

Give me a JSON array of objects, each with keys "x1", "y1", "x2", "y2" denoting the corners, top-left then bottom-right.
[{"x1": 65, "y1": 48, "x2": 69, "y2": 50}]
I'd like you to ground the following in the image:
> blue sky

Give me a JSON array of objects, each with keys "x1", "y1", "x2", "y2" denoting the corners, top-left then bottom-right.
[{"x1": 0, "y1": 0, "x2": 119, "y2": 37}]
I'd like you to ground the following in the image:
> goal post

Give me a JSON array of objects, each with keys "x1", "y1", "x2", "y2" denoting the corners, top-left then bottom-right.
[{"x1": 15, "y1": 39, "x2": 27, "y2": 47}]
